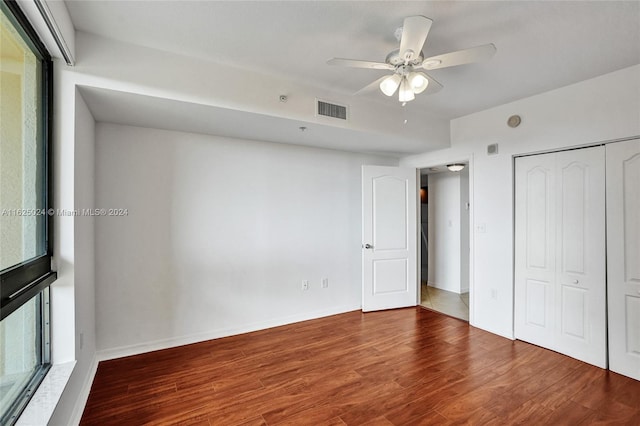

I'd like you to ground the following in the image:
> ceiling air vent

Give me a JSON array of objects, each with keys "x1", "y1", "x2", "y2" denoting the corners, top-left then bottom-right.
[{"x1": 317, "y1": 99, "x2": 348, "y2": 120}]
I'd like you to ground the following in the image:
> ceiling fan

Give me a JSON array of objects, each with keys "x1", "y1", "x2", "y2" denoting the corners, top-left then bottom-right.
[{"x1": 327, "y1": 16, "x2": 496, "y2": 102}]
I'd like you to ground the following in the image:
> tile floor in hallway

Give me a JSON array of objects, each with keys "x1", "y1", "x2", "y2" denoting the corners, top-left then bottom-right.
[{"x1": 420, "y1": 282, "x2": 469, "y2": 321}]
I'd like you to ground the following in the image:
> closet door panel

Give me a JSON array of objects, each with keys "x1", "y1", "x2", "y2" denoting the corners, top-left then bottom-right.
[
  {"x1": 555, "y1": 147, "x2": 606, "y2": 368},
  {"x1": 515, "y1": 153, "x2": 557, "y2": 349},
  {"x1": 607, "y1": 139, "x2": 640, "y2": 380},
  {"x1": 515, "y1": 147, "x2": 606, "y2": 368}
]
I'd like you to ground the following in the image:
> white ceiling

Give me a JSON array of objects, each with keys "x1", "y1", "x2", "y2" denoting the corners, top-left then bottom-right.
[
  {"x1": 67, "y1": 1, "x2": 640, "y2": 118},
  {"x1": 78, "y1": 86, "x2": 444, "y2": 156},
  {"x1": 66, "y1": 1, "x2": 640, "y2": 121}
]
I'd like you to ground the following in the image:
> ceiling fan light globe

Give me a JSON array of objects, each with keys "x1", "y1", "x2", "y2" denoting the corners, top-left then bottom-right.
[
  {"x1": 379, "y1": 74, "x2": 402, "y2": 96},
  {"x1": 399, "y1": 91, "x2": 415, "y2": 102},
  {"x1": 408, "y1": 72, "x2": 429, "y2": 94},
  {"x1": 398, "y1": 77, "x2": 415, "y2": 102}
]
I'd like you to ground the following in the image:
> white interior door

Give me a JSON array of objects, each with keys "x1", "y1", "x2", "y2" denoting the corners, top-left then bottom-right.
[
  {"x1": 515, "y1": 153, "x2": 557, "y2": 346},
  {"x1": 607, "y1": 139, "x2": 640, "y2": 380},
  {"x1": 362, "y1": 165, "x2": 417, "y2": 312},
  {"x1": 515, "y1": 146, "x2": 606, "y2": 368}
]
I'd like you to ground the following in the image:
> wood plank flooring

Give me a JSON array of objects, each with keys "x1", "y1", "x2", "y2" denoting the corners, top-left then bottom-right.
[{"x1": 80, "y1": 308, "x2": 640, "y2": 425}]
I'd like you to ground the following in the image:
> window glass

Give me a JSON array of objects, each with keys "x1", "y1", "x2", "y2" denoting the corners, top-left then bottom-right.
[
  {"x1": 0, "y1": 2, "x2": 52, "y2": 423},
  {"x1": 0, "y1": 292, "x2": 45, "y2": 423},
  {"x1": 0, "y1": 5, "x2": 46, "y2": 271}
]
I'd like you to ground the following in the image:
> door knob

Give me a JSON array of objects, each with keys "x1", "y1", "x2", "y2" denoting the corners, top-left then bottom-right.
[
  {"x1": 364, "y1": 244, "x2": 373, "y2": 249},
  {"x1": 573, "y1": 280, "x2": 579, "y2": 284}
]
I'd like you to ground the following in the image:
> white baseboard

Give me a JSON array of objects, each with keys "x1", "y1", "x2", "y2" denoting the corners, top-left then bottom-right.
[
  {"x1": 469, "y1": 321, "x2": 515, "y2": 341},
  {"x1": 68, "y1": 353, "x2": 98, "y2": 426},
  {"x1": 427, "y1": 281, "x2": 462, "y2": 294},
  {"x1": 96, "y1": 304, "x2": 361, "y2": 361}
]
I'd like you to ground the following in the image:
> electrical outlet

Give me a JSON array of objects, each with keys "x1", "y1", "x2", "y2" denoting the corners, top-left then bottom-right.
[
  {"x1": 322, "y1": 278, "x2": 329, "y2": 288},
  {"x1": 302, "y1": 280, "x2": 309, "y2": 291},
  {"x1": 491, "y1": 289, "x2": 498, "y2": 300}
]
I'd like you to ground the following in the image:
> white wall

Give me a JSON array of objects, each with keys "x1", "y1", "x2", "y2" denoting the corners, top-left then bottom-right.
[
  {"x1": 45, "y1": 30, "x2": 411, "y2": 424},
  {"x1": 48, "y1": 89, "x2": 97, "y2": 425},
  {"x1": 94, "y1": 123, "x2": 396, "y2": 356},
  {"x1": 459, "y1": 167, "x2": 470, "y2": 293},
  {"x1": 73, "y1": 90, "x2": 96, "y2": 364},
  {"x1": 401, "y1": 65, "x2": 640, "y2": 339},
  {"x1": 427, "y1": 172, "x2": 461, "y2": 293}
]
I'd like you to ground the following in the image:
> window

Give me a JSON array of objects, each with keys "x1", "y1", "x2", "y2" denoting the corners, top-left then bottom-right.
[{"x1": 0, "y1": 0, "x2": 55, "y2": 423}]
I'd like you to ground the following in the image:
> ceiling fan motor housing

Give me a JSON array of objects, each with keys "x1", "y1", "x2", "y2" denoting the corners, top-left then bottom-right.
[{"x1": 385, "y1": 49, "x2": 425, "y2": 67}]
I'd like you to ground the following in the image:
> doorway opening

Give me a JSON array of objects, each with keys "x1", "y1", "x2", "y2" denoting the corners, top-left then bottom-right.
[{"x1": 419, "y1": 164, "x2": 470, "y2": 321}]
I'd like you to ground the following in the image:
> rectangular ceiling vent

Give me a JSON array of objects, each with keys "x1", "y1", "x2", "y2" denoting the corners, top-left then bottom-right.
[{"x1": 317, "y1": 99, "x2": 348, "y2": 120}]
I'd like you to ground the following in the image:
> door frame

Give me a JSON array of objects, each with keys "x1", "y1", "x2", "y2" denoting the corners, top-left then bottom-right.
[{"x1": 412, "y1": 155, "x2": 475, "y2": 324}]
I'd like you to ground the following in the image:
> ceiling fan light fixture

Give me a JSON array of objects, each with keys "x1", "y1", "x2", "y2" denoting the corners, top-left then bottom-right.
[
  {"x1": 408, "y1": 72, "x2": 429, "y2": 94},
  {"x1": 398, "y1": 77, "x2": 415, "y2": 102},
  {"x1": 379, "y1": 74, "x2": 402, "y2": 96},
  {"x1": 447, "y1": 163, "x2": 465, "y2": 172}
]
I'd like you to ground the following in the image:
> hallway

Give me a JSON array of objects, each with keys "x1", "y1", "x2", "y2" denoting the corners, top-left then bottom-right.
[{"x1": 421, "y1": 282, "x2": 469, "y2": 321}]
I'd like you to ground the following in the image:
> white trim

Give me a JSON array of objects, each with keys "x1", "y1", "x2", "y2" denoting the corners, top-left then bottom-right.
[
  {"x1": 427, "y1": 281, "x2": 469, "y2": 295},
  {"x1": 513, "y1": 135, "x2": 640, "y2": 159},
  {"x1": 96, "y1": 304, "x2": 360, "y2": 361},
  {"x1": 33, "y1": 0, "x2": 74, "y2": 65},
  {"x1": 16, "y1": 0, "x2": 75, "y2": 65},
  {"x1": 471, "y1": 323, "x2": 515, "y2": 341},
  {"x1": 67, "y1": 354, "x2": 98, "y2": 426}
]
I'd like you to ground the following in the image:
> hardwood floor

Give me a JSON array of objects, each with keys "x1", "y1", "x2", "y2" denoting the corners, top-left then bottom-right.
[{"x1": 81, "y1": 308, "x2": 640, "y2": 425}]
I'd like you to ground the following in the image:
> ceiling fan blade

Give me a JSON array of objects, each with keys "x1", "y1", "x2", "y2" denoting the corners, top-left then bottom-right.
[
  {"x1": 327, "y1": 58, "x2": 393, "y2": 70},
  {"x1": 354, "y1": 75, "x2": 391, "y2": 95},
  {"x1": 422, "y1": 44, "x2": 496, "y2": 70},
  {"x1": 422, "y1": 73, "x2": 443, "y2": 95},
  {"x1": 399, "y1": 16, "x2": 433, "y2": 62}
]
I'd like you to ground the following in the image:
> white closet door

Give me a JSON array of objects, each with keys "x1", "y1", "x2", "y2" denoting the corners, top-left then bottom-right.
[
  {"x1": 515, "y1": 146, "x2": 606, "y2": 368},
  {"x1": 607, "y1": 139, "x2": 640, "y2": 380},
  {"x1": 515, "y1": 153, "x2": 557, "y2": 348},
  {"x1": 554, "y1": 148, "x2": 606, "y2": 367}
]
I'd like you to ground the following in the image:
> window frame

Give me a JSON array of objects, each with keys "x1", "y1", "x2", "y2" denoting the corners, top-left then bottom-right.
[
  {"x1": 0, "y1": 289, "x2": 51, "y2": 425},
  {"x1": 0, "y1": 0, "x2": 56, "y2": 321},
  {"x1": 0, "y1": 0, "x2": 55, "y2": 423}
]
